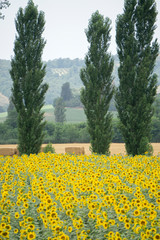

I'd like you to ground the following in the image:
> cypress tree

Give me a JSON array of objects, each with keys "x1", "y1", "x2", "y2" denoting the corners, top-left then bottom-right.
[
  {"x1": 10, "y1": 0, "x2": 48, "y2": 155},
  {"x1": 80, "y1": 11, "x2": 114, "y2": 155},
  {"x1": 61, "y1": 82, "x2": 72, "y2": 102},
  {"x1": 54, "y1": 97, "x2": 66, "y2": 123},
  {"x1": 115, "y1": 0, "x2": 159, "y2": 155}
]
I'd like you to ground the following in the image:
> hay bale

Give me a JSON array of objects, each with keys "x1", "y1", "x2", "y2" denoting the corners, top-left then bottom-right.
[
  {"x1": 65, "y1": 147, "x2": 85, "y2": 155},
  {"x1": 0, "y1": 147, "x2": 18, "y2": 156}
]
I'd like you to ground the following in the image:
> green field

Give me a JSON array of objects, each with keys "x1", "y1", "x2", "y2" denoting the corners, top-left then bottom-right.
[
  {"x1": 0, "y1": 105, "x2": 87, "y2": 123},
  {"x1": 0, "y1": 105, "x2": 118, "y2": 123},
  {"x1": 42, "y1": 105, "x2": 117, "y2": 122},
  {"x1": 0, "y1": 112, "x2": 7, "y2": 122},
  {"x1": 42, "y1": 105, "x2": 86, "y2": 123}
]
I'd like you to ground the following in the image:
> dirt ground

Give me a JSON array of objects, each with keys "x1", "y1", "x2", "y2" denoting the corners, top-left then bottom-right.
[
  {"x1": 50, "y1": 143, "x2": 160, "y2": 155},
  {"x1": 0, "y1": 143, "x2": 160, "y2": 156}
]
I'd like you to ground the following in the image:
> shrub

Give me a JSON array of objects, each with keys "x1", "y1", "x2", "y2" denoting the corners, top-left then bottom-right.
[{"x1": 43, "y1": 143, "x2": 55, "y2": 153}]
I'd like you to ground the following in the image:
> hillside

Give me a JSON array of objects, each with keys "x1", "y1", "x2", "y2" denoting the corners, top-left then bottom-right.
[
  {"x1": 0, "y1": 58, "x2": 85, "y2": 106},
  {"x1": 0, "y1": 93, "x2": 9, "y2": 111},
  {"x1": 44, "y1": 58, "x2": 84, "y2": 103},
  {"x1": 0, "y1": 55, "x2": 160, "y2": 106}
]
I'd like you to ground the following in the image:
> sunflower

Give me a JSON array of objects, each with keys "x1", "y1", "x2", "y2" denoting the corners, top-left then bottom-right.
[
  {"x1": 27, "y1": 232, "x2": 36, "y2": 240},
  {"x1": 115, "y1": 237, "x2": 122, "y2": 240},
  {"x1": 27, "y1": 217, "x2": 33, "y2": 222},
  {"x1": 156, "y1": 198, "x2": 160, "y2": 204},
  {"x1": 139, "y1": 219, "x2": 147, "y2": 227},
  {"x1": 23, "y1": 203, "x2": 29, "y2": 209},
  {"x1": 15, "y1": 212, "x2": 20, "y2": 219},
  {"x1": 1, "y1": 223, "x2": 6, "y2": 228},
  {"x1": 60, "y1": 234, "x2": 69, "y2": 240},
  {"x1": 2, "y1": 231, "x2": 9, "y2": 238},
  {"x1": 27, "y1": 224, "x2": 35, "y2": 230},
  {"x1": 102, "y1": 211, "x2": 107, "y2": 219},
  {"x1": 134, "y1": 209, "x2": 140, "y2": 216},
  {"x1": 68, "y1": 226, "x2": 72, "y2": 232},
  {"x1": 14, "y1": 229, "x2": 19, "y2": 234},
  {"x1": 103, "y1": 222, "x2": 108, "y2": 229},
  {"x1": 125, "y1": 223, "x2": 130, "y2": 229},
  {"x1": 1, "y1": 216, "x2": 6, "y2": 221},
  {"x1": 154, "y1": 234, "x2": 160, "y2": 240},
  {"x1": 21, "y1": 209, "x2": 26, "y2": 215},
  {"x1": 118, "y1": 216, "x2": 124, "y2": 222},
  {"x1": 108, "y1": 231, "x2": 115, "y2": 237},
  {"x1": 150, "y1": 228, "x2": 157, "y2": 234},
  {"x1": 123, "y1": 204, "x2": 130, "y2": 211},
  {"x1": 5, "y1": 225, "x2": 11, "y2": 231}
]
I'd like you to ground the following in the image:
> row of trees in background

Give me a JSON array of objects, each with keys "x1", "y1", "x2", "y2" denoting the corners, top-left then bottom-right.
[
  {"x1": 1, "y1": 90, "x2": 160, "y2": 145},
  {"x1": 1, "y1": 112, "x2": 160, "y2": 144}
]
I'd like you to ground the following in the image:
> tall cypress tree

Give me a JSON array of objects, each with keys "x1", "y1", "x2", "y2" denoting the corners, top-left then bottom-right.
[
  {"x1": 10, "y1": 0, "x2": 48, "y2": 155},
  {"x1": 80, "y1": 11, "x2": 114, "y2": 155},
  {"x1": 115, "y1": 0, "x2": 159, "y2": 155}
]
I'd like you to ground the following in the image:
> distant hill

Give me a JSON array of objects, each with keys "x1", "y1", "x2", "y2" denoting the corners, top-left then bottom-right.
[
  {"x1": 0, "y1": 93, "x2": 9, "y2": 111},
  {"x1": 44, "y1": 58, "x2": 85, "y2": 103},
  {"x1": 0, "y1": 55, "x2": 160, "y2": 106},
  {"x1": 0, "y1": 58, "x2": 85, "y2": 106}
]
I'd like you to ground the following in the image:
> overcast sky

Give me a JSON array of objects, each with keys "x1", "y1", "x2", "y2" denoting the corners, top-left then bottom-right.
[{"x1": 0, "y1": 0, "x2": 160, "y2": 61}]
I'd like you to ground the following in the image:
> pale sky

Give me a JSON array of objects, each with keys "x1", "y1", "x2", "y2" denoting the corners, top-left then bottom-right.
[{"x1": 0, "y1": 0, "x2": 160, "y2": 61}]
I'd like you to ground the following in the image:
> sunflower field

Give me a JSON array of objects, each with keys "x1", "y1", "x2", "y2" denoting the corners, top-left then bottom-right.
[{"x1": 0, "y1": 152, "x2": 160, "y2": 240}]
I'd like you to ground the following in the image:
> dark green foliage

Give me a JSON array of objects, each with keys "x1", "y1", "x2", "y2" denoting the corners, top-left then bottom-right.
[
  {"x1": 43, "y1": 122, "x2": 90, "y2": 144},
  {"x1": 0, "y1": 122, "x2": 18, "y2": 143},
  {"x1": 115, "y1": 0, "x2": 159, "y2": 156},
  {"x1": 10, "y1": 0, "x2": 48, "y2": 155},
  {"x1": 112, "y1": 118, "x2": 123, "y2": 143},
  {"x1": 152, "y1": 94, "x2": 160, "y2": 142},
  {"x1": 54, "y1": 98, "x2": 66, "y2": 123},
  {"x1": 53, "y1": 123, "x2": 64, "y2": 143},
  {"x1": 1, "y1": 118, "x2": 160, "y2": 144},
  {"x1": 151, "y1": 117, "x2": 160, "y2": 142},
  {"x1": 153, "y1": 93, "x2": 160, "y2": 119},
  {"x1": 43, "y1": 121, "x2": 123, "y2": 144},
  {"x1": 80, "y1": 11, "x2": 114, "y2": 154},
  {"x1": 53, "y1": 81, "x2": 83, "y2": 108},
  {"x1": 54, "y1": 85, "x2": 83, "y2": 108},
  {"x1": 60, "y1": 83, "x2": 82, "y2": 107},
  {"x1": 43, "y1": 143, "x2": 55, "y2": 153},
  {"x1": 62, "y1": 124, "x2": 79, "y2": 143},
  {"x1": 44, "y1": 122, "x2": 55, "y2": 136},
  {"x1": 61, "y1": 82, "x2": 72, "y2": 101},
  {"x1": 64, "y1": 94, "x2": 83, "y2": 108},
  {"x1": 5, "y1": 97, "x2": 18, "y2": 128}
]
